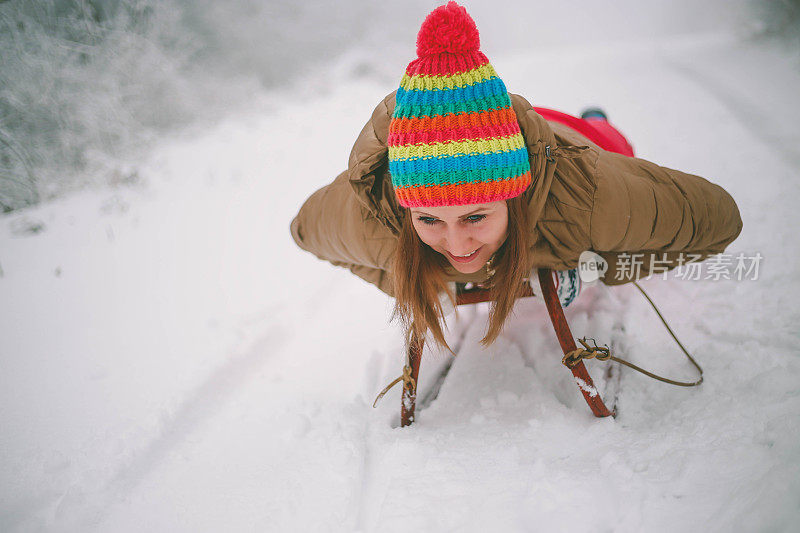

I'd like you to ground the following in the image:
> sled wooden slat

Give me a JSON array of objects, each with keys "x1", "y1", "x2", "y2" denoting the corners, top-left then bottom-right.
[{"x1": 456, "y1": 281, "x2": 535, "y2": 305}]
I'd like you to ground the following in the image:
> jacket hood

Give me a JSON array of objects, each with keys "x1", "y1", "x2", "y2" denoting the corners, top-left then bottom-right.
[{"x1": 347, "y1": 90, "x2": 567, "y2": 237}]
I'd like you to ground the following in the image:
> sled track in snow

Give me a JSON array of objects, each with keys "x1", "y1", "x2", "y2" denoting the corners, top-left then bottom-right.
[
  {"x1": 58, "y1": 329, "x2": 286, "y2": 529},
  {"x1": 417, "y1": 306, "x2": 479, "y2": 411},
  {"x1": 605, "y1": 321, "x2": 626, "y2": 417},
  {"x1": 353, "y1": 306, "x2": 480, "y2": 530}
]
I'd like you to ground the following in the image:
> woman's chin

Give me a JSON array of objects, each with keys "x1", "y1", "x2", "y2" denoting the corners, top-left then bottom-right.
[{"x1": 448, "y1": 258, "x2": 485, "y2": 274}]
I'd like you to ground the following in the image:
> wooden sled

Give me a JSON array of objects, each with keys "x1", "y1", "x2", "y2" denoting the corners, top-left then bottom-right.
[{"x1": 399, "y1": 268, "x2": 614, "y2": 427}]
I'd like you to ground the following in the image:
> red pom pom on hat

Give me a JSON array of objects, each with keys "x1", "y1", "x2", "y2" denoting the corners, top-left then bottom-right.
[{"x1": 416, "y1": 1, "x2": 480, "y2": 57}]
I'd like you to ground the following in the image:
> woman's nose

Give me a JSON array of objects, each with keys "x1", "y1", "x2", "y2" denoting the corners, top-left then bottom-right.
[{"x1": 445, "y1": 227, "x2": 474, "y2": 254}]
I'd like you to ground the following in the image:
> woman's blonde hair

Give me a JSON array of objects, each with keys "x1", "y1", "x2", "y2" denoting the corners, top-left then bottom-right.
[{"x1": 390, "y1": 195, "x2": 533, "y2": 355}]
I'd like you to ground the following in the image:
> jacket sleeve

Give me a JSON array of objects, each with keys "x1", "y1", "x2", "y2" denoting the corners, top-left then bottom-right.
[
  {"x1": 289, "y1": 169, "x2": 397, "y2": 297},
  {"x1": 589, "y1": 150, "x2": 743, "y2": 284},
  {"x1": 344, "y1": 263, "x2": 395, "y2": 298}
]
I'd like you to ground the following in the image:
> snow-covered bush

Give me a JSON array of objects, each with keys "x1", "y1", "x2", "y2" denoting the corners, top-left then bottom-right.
[
  {"x1": 0, "y1": 0, "x2": 199, "y2": 212},
  {"x1": 0, "y1": 0, "x2": 430, "y2": 213}
]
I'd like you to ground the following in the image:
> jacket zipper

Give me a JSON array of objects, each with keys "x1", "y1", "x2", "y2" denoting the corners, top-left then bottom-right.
[{"x1": 549, "y1": 144, "x2": 591, "y2": 160}]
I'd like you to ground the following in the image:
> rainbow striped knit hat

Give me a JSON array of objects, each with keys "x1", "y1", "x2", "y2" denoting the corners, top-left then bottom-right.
[{"x1": 388, "y1": 1, "x2": 531, "y2": 208}]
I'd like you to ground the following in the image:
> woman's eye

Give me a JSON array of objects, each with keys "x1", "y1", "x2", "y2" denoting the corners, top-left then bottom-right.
[{"x1": 416, "y1": 215, "x2": 484, "y2": 225}]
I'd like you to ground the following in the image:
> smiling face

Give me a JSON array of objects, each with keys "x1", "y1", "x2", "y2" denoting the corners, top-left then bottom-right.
[{"x1": 409, "y1": 201, "x2": 509, "y2": 274}]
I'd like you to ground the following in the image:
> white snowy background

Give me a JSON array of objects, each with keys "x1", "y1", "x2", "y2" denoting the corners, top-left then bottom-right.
[{"x1": 1, "y1": 0, "x2": 799, "y2": 531}]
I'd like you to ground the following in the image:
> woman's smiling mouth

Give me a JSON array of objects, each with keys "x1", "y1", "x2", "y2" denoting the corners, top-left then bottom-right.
[{"x1": 446, "y1": 246, "x2": 482, "y2": 263}]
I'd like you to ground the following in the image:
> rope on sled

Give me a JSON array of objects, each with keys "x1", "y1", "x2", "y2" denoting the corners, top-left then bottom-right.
[
  {"x1": 372, "y1": 364, "x2": 416, "y2": 408},
  {"x1": 562, "y1": 281, "x2": 703, "y2": 387}
]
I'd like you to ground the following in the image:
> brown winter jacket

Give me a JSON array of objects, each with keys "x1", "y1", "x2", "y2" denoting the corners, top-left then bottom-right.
[{"x1": 290, "y1": 91, "x2": 743, "y2": 297}]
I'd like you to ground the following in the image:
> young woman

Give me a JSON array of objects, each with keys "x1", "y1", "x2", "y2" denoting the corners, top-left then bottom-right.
[{"x1": 290, "y1": 2, "x2": 742, "y2": 355}]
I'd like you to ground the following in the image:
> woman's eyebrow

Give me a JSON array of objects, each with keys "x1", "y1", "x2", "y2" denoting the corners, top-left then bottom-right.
[{"x1": 414, "y1": 208, "x2": 489, "y2": 217}]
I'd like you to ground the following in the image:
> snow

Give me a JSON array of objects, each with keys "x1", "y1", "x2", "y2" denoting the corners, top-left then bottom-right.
[
  {"x1": 2, "y1": 4, "x2": 800, "y2": 532},
  {"x1": 574, "y1": 377, "x2": 599, "y2": 398}
]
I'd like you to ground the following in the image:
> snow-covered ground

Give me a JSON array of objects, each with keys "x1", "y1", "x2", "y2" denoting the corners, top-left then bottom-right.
[{"x1": 2, "y1": 7, "x2": 800, "y2": 533}]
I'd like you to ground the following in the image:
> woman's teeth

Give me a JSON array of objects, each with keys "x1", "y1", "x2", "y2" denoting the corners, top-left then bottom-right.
[{"x1": 454, "y1": 249, "x2": 478, "y2": 258}]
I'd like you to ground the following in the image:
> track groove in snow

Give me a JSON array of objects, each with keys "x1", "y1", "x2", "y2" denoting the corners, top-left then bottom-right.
[{"x1": 69, "y1": 330, "x2": 285, "y2": 529}]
